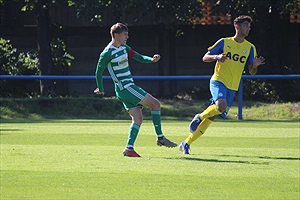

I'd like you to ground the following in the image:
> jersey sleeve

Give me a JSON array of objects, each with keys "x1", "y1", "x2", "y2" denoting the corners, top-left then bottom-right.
[
  {"x1": 132, "y1": 51, "x2": 153, "y2": 63},
  {"x1": 125, "y1": 44, "x2": 153, "y2": 63},
  {"x1": 95, "y1": 50, "x2": 110, "y2": 92},
  {"x1": 245, "y1": 45, "x2": 257, "y2": 66},
  {"x1": 207, "y1": 39, "x2": 224, "y2": 55}
]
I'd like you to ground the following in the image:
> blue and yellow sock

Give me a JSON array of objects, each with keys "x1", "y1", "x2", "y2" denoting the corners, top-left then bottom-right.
[
  {"x1": 185, "y1": 118, "x2": 213, "y2": 145},
  {"x1": 151, "y1": 110, "x2": 164, "y2": 138},
  {"x1": 126, "y1": 123, "x2": 140, "y2": 148}
]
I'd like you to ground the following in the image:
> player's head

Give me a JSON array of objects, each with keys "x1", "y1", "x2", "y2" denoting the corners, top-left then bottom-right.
[
  {"x1": 234, "y1": 15, "x2": 252, "y2": 37},
  {"x1": 234, "y1": 15, "x2": 252, "y2": 26},
  {"x1": 110, "y1": 23, "x2": 129, "y2": 46},
  {"x1": 110, "y1": 23, "x2": 128, "y2": 38}
]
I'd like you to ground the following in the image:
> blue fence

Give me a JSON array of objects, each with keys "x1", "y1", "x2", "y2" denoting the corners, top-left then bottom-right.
[{"x1": 1, "y1": 74, "x2": 300, "y2": 120}]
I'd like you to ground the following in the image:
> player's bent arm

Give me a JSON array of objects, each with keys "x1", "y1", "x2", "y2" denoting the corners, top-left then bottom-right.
[
  {"x1": 248, "y1": 64, "x2": 257, "y2": 75},
  {"x1": 248, "y1": 56, "x2": 265, "y2": 75},
  {"x1": 132, "y1": 51, "x2": 153, "y2": 63},
  {"x1": 203, "y1": 52, "x2": 214, "y2": 62},
  {"x1": 127, "y1": 45, "x2": 155, "y2": 64},
  {"x1": 203, "y1": 52, "x2": 226, "y2": 63}
]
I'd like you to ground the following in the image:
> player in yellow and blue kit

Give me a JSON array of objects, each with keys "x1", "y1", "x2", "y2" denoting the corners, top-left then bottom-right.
[
  {"x1": 94, "y1": 23, "x2": 177, "y2": 157},
  {"x1": 179, "y1": 15, "x2": 265, "y2": 154}
]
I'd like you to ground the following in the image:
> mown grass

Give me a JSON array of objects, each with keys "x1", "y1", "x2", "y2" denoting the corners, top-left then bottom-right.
[{"x1": 1, "y1": 119, "x2": 299, "y2": 199}]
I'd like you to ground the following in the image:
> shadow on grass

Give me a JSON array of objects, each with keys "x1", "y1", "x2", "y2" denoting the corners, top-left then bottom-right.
[
  {"x1": 0, "y1": 128, "x2": 24, "y2": 135},
  {"x1": 0, "y1": 128, "x2": 24, "y2": 132},
  {"x1": 159, "y1": 156, "x2": 269, "y2": 165},
  {"x1": 232, "y1": 119, "x2": 300, "y2": 123},
  {"x1": 217, "y1": 154, "x2": 300, "y2": 161},
  {"x1": 157, "y1": 153, "x2": 300, "y2": 165}
]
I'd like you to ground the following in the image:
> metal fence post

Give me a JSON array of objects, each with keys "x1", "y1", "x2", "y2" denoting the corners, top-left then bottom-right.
[{"x1": 238, "y1": 78, "x2": 243, "y2": 120}]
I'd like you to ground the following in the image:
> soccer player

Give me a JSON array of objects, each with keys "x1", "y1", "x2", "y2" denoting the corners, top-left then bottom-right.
[
  {"x1": 94, "y1": 23, "x2": 177, "y2": 157},
  {"x1": 179, "y1": 15, "x2": 265, "y2": 154}
]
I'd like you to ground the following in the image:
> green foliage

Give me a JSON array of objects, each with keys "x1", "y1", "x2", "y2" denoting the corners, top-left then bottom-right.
[
  {"x1": 67, "y1": 0, "x2": 203, "y2": 25},
  {"x1": 50, "y1": 38, "x2": 74, "y2": 73},
  {"x1": 0, "y1": 38, "x2": 73, "y2": 97},
  {"x1": 0, "y1": 37, "x2": 73, "y2": 76},
  {"x1": 18, "y1": 0, "x2": 72, "y2": 11},
  {"x1": 0, "y1": 38, "x2": 18, "y2": 74},
  {"x1": 211, "y1": 0, "x2": 299, "y2": 19},
  {"x1": 242, "y1": 78, "x2": 299, "y2": 103},
  {"x1": 0, "y1": 38, "x2": 39, "y2": 75},
  {"x1": 0, "y1": 38, "x2": 39, "y2": 97},
  {"x1": 243, "y1": 80, "x2": 280, "y2": 102}
]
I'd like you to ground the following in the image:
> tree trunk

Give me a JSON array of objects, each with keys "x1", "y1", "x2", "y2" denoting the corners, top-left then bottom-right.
[{"x1": 36, "y1": 0, "x2": 55, "y2": 96}]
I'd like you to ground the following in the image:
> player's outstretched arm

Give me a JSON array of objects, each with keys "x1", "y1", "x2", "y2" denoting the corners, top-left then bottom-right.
[{"x1": 249, "y1": 56, "x2": 265, "y2": 75}]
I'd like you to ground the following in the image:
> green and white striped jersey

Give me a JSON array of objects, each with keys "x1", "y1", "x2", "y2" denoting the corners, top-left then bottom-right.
[{"x1": 95, "y1": 43, "x2": 153, "y2": 92}]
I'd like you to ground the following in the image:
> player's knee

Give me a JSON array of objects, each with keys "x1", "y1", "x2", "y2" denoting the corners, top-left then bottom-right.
[
  {"x1": 218, "y1": 106, "x2": 226, "y2": 113},
  {"x1": 216, "y1": 103, "x2": 227, "y2": 113},
  {"x1": 215, "y1": 99, "x2": 227, "y2": 113},
  {"x1": 209, "y1": 116, "x2": 216, "y2": 121},
  {"x1": 218, "y1": 107, "x2": 226, "y2": 113},
  {"x1": 153, "y1": 100, "x2": 161, "y2": 110},
  {"x1": 148, "y1": 98, "x2": 160, "y2": 110},
  {"x1": 132, "y1": 115, "x2": 143, "y2": 125}
]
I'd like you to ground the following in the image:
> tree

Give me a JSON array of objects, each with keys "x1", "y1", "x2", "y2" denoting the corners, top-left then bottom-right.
[{"x1": 68, "y1": 0, "x2": 203, "y2": 26}]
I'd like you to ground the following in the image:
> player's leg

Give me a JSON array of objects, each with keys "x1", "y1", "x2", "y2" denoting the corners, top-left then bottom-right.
[
  {"x1": 139, "y1": 93, "x2": 162, "y2": 136},
  {"x1": 189, "y1": 81, "x2": 226, "y2": 133},
  {"x1": 139, "y1": 93, "x2": 177, "y2": 148},
  {"x1": 187, "y1": 89, "x2": 236, "y2": 148},
  {"x1": 219, "y1": 89, "x2": 236, "y2": 119},
  {"x1": 180, "y1": 81, "x2": 227, "y2": 154},
  {"x1": 189, "y1": 103, "x2": 222, "y2": 133},
  {"x1": 116, "y1": 87, "x2": 144, "y2": 157},
  {"x1": 122, "y1": 107, "x2": 143, "y2": 157},
  {"x1": 121, "y1": 86, "x2": 164, "y2": 138}
]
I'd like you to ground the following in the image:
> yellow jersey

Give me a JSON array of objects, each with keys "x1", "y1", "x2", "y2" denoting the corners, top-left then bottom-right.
[{"x1": 208, "y1": 37, "x2": 257, "y2": 90}]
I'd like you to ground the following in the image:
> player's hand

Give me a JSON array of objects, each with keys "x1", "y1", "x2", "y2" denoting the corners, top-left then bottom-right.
[
  {"x1": 215, "y1": 52, "x2": 227, "y2": 63},
  {"x1": 152, "y1": 54, "x2": 161, "y2": 62},
  {"x1": 253, "y1": 56, "x2": 265, "y2": 67},
  {"x1": 94, "y1": 88, "x2": 104, "y2": 95}
]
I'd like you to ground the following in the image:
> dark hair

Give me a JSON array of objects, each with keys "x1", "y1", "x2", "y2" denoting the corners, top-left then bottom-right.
[
  {"x1": 110, "y1": 23, "x2": 128, "y2": 37},
  {"x1": 234, "y1": 15, "x2": 252, "y2": 25}
]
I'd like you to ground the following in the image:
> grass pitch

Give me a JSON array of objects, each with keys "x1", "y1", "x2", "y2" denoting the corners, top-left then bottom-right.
[{"x1": 1, "y1": 119, "x2": 299, "y2": 199}]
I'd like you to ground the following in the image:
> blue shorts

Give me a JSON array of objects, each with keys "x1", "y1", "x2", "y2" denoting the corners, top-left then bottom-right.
[{"x1": 210, "y1": 80, "x2": 236, "y2": 119}]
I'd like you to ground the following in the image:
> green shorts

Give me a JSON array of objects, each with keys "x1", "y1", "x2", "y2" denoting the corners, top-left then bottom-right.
[{"x1": 115, "y1": 85, "x2": 148, "y2": 110}]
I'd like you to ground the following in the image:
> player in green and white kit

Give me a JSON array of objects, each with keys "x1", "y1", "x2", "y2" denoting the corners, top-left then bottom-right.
[{"x1": 94, "y1": 23, "x2": 177, "y2": 157}]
